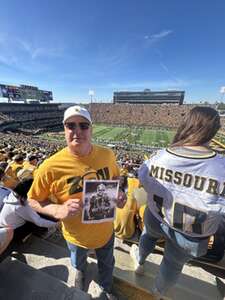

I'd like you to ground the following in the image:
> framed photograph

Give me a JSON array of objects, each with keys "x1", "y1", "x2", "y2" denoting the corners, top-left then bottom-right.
[{"x1": 82, "y1": 180, "x2": 119, "y2": 224}]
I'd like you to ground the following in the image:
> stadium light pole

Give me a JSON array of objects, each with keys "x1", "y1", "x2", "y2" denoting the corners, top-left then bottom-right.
[
  {"x1": 88, "y1": 90, "x2": 95, "y2": 104},
  {"x1": 220, "y1": 86, "x2": 225, "y2": 102}
]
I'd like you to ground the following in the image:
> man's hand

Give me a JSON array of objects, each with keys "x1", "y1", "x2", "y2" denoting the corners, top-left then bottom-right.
[
  {"x1": 55, "y1": 199, "x2": 82, "y2": 220},
  {"x1": 116, "y1": 190, "x2": 127, "y2": 209}
]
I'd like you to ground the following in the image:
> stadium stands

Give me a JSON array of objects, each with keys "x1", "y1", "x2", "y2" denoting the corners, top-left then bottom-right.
[
  {"x1": 113, "y1": 90, "x2": 185, "y2": 105},
  {"x1": 88, "y1": 103, "x2": 225, "y2": 130},
  {"x1": 0, "y1": 103, "x2": 63, "y2": 132},
  {"x1": 0, "y1": 102, "x2": 224, "y2": 133}
]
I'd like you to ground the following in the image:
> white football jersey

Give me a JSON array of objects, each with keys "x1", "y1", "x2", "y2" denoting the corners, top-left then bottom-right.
[{"x1": 139, "y1": 148, "x2": 225, "y2": 237}]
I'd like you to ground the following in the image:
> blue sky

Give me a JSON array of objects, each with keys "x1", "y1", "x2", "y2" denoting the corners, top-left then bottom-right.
[{"x1": 0, "y1": 0, "x2": 225, "y2": 103}]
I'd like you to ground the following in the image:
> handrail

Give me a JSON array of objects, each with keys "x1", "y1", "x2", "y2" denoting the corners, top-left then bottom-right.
[{"x1": 211, "y1": 138, "x2": 225, "y2": 149}]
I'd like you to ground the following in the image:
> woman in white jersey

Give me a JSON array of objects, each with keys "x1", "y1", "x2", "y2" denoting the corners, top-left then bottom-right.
[{"x1": 130, "y1": 106, "x2": 225, "y2": 299}]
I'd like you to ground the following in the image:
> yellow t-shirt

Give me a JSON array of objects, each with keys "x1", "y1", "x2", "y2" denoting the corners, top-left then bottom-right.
[
  {"x1": 28, "y1": 145, "x2": 119, "y2": 249},
  {"x1": 20, "y1": 161, "x2": 37, "y2": 179},
  {"x1": 120, "y1": 167, "x2": 128, "y2": 176},
  {"x1": 23, "y1": 161, "x2": 36, "y2": 171},
  {"x1": 114, "y1": 177, "x2": 139, "y2": 239},
  {"x1": 6, "y1": 162, "x2": 23, "y2": 180},
  {"x1": 3, "y1": 162, "x2": 23, "y2": 188},
  {"x1": 138, "y1": 204, "x2": 147, "y2": 231}
]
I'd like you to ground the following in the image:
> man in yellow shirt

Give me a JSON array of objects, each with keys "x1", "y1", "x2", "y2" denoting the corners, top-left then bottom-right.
[{"x1": 28, "y1": 106, "x2": 126, "y2": 300}]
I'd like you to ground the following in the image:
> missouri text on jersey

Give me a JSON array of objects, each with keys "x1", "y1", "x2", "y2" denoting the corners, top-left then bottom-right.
[{"x1": 150, "y1": 165, "x2": 225, "y2": 197}]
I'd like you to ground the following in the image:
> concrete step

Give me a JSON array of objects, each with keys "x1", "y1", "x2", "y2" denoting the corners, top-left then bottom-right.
[
  {"x1": 13, "y1": 235, "x2": 75, "y2": 286},
  {"x1": 44, "y1": 232, "x2": 225, "y2": 299},
  {"x1": 216, "y1": 277, "x2": 225, "y2": 299},
  {"x1": 13, "y1": 233, "x2": 223, "y2": 300},
  {"x1": 0, "y1": 257, "x2": 90, "y2": 300},
  {"x1": 113, "y1": 241, "x2": 223, "y2": 300},
  {"x1": 12, "y1": 235, "x2": 126, "y2": 299}
]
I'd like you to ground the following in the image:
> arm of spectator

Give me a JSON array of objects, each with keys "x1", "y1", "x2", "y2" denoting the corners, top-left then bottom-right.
[
  {"x1": 0, "y1": 227, "x2": 14, "y2": 255},
  {"x1": 116, "y1": 190, "x2": 127, "y2": 208},
  {"x1": 16, "y1": 205, "x2": 57, "y2": 228},
  {"x1": 112, "y1": 175, "x2": 127, "y2": 209},
  {"x1": 28, "y1": 198, "x2": 82, "y2": 220}
]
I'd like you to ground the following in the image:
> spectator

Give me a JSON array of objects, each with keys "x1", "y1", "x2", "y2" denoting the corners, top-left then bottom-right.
[
  {"x1": 0, "y1": 179, "x2": 57, "y2": 233},
  {"x1": 23, "y1": 154, "x2": 38, "y2": 174},
  {"x1": 28, "y1": 105, "x2": 126, "y2": 300},
  {"x1": 0, "y1": 166, "x2": 11, "y2": 210},
  {"x1": 4, "y1": 154, "x2": 24, "y2": 189},
  {"x1": 131, "y1": 106, "x2": 225, "y2": 299},
  {"x1": 114, "y1": 177, "x2": 142, "y2": 240}
]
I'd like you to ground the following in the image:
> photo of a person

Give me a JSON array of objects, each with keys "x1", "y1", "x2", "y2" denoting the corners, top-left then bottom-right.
[{"x1": 82, "y1": 180, "x2": 119, "y2": 223}]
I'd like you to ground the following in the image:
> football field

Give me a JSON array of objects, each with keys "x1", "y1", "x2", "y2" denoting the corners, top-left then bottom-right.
[
  {"x1": 40, "y1": 125, "x2": 224, "y2": 150},
  {"x1": 92, "y1": 124, "x2": 175, "y2": 147}
]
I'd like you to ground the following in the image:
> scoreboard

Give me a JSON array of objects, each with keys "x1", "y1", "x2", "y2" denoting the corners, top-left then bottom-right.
[{"x1": 0, "y1": 84, "x2": 53, "y2": 102}]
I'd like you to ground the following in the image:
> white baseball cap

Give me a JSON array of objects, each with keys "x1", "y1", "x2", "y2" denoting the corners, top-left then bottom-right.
[{"x1": 63, "y1": 105, "x2": 92, "y2": 124}]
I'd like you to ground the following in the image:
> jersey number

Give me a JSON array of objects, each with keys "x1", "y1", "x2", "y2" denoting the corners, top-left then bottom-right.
[{"x1": 153, "y1": 194, "x2": 207, "y2": 234}]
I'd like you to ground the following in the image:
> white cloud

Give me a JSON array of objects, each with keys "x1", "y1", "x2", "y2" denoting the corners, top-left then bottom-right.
[
  {"x1": 74, "y1": 78, "x2": 195, "y2": 91},
  {"x1": 0, "y1": 34, "x2": 65, "y2": 75},
  {"x1": 150, "y1": 30, "x2": 173, "y2": 39},
  {"x1": 17, "y1": 38, "x2": 64, "y2": 60},
  {"x1": 144, "y1": 30, "x2": 173, "y2": 43},
  {"x1": 159, "y1": 62, "x2": 169, "y2": 73},
  {"x1": 0, "y1": 53, "x2": 18, "y2": 67}
]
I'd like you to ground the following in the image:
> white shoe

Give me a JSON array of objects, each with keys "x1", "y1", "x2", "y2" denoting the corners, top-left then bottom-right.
[
  {"x1": 103, "y1": 292, "x2": 118, "y2": 300},
  {"x1": 91, "y1": 285, "x2": 118, "y2": 300},
  {"x1": 150, "y1": 287, "x2": 170, "y2": 300},
  {"x1": 130, "y1": 244, "x2": 144, "y2": 275}
]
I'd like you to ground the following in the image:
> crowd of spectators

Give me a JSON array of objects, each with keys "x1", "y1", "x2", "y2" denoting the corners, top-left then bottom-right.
[
  {"x1": 0, "y1": 133, "x2": 145, "y2": 181},
  {"x1": 88, "y1": 103, "x2": 225, "y2": 129},
  {"x1": 0, "y1": 105, "x2": 224, "y2": 300},
  {"x1": 0, "y1": 133, "x2": 65, "y2": 167},
  {"x1": 0, "y1": 102, "x2": 224, "y2": 133},
  {"x1": 0, "y1": 103, "x2": 63, "y2": 132}
]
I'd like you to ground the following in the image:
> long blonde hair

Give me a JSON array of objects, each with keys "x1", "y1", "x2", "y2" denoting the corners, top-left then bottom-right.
[{"x1": 171, "y1": 106, "x2": 221, "y2": 147}]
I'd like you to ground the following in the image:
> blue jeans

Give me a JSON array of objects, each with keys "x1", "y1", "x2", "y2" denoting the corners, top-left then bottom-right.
[
  {"x1": 66, "y1": 234, "x2": 115, "y2": 293},
  {"x1": 139, "y1": 208, "x2": 209, "y2": 294}
]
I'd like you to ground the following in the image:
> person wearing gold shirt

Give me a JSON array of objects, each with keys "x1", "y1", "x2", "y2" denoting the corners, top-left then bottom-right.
[
  {"x1": 28, "y1": 106, "x2": 126, "y2": 300},
  {"x1": 3, "y1": 154, "x2": 24, "y2": 189}
]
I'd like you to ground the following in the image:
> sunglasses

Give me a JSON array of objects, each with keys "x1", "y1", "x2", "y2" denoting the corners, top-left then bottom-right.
[{"x1": 64, "y1": 122, "x2": 90, "y2": 130}]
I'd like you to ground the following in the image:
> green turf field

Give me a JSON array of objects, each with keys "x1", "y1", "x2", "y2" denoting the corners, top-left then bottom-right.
[
  {"x1": 40, "y1": 125, "x2": 224, "y2": 149},
  {"x1": 92, "y1": 125, "x2": 175, "y2": 147}
]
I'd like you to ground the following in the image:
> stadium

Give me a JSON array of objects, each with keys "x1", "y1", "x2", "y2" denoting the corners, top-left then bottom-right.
[
  {"x1": 0, "y1": 84, "x2": 225, "y2": 300},
  {"x1": 0, "y1": 84, "x2": 224, "y2": 149},
  {"x1": 0, "y1": 95, "x2": 224, "y2": 154}
]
